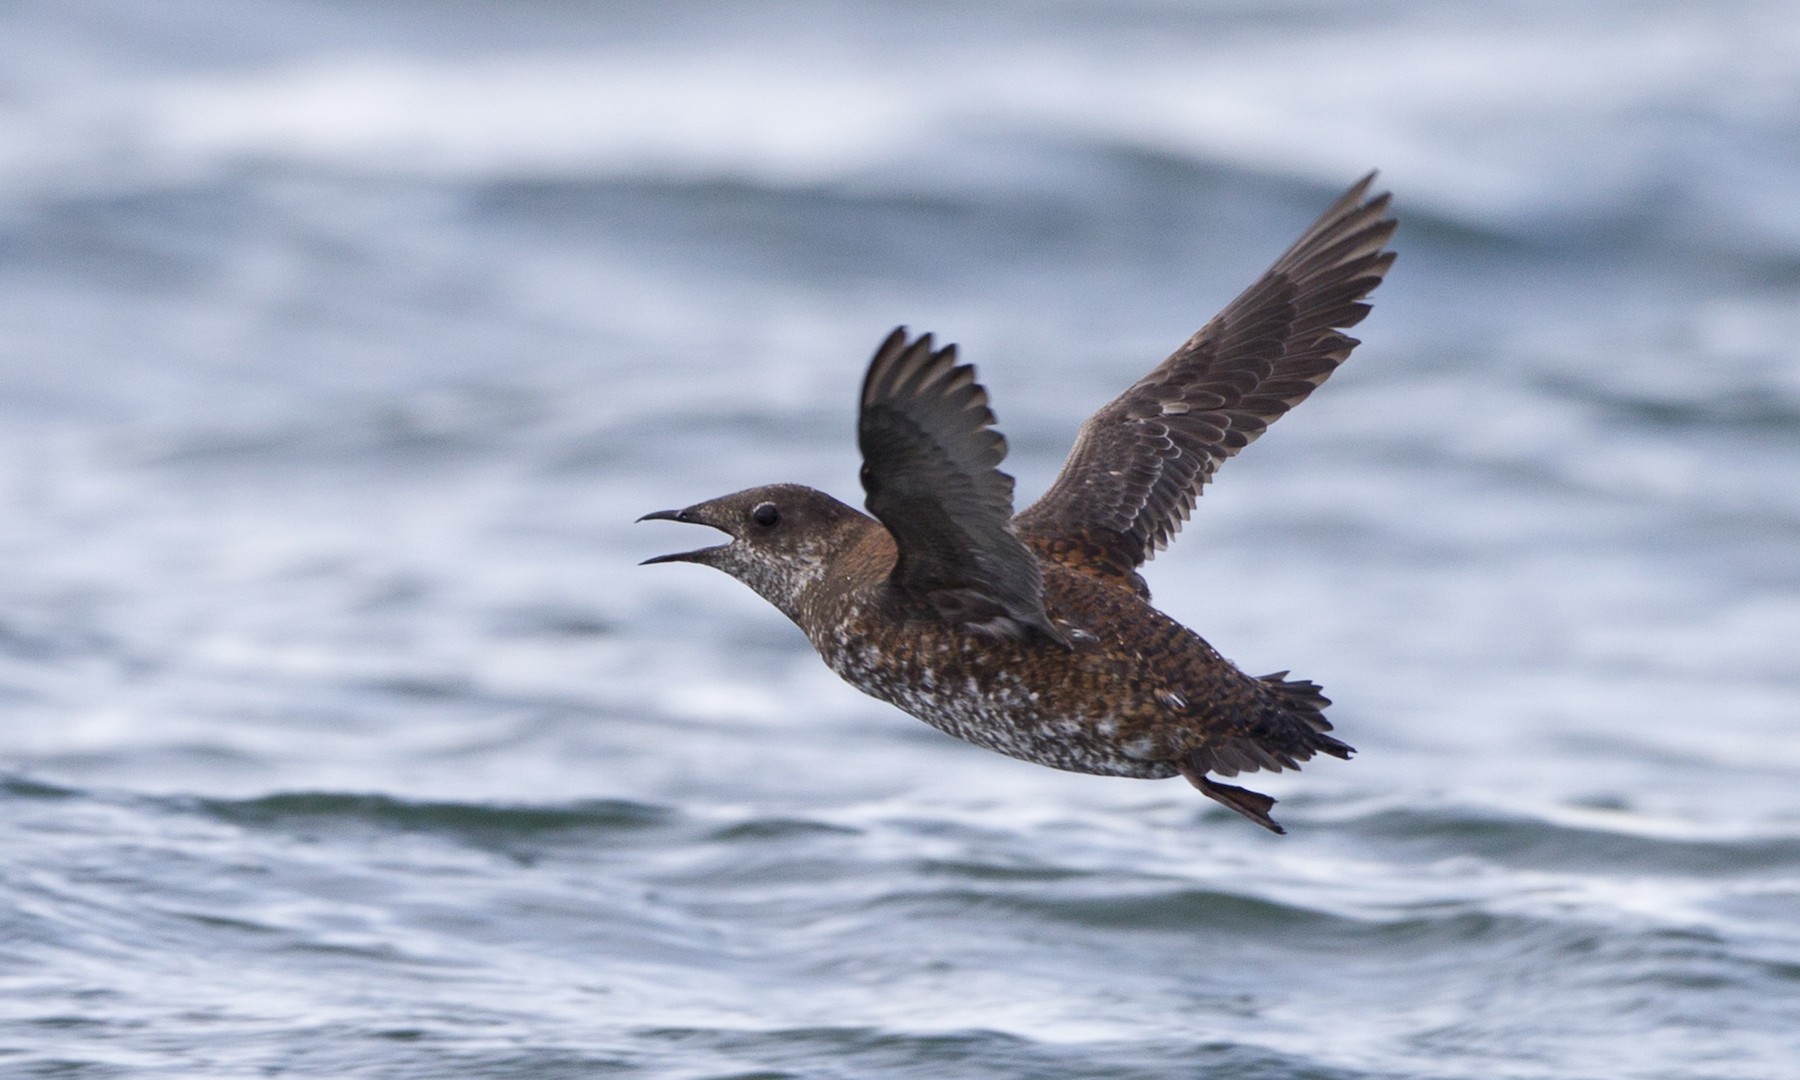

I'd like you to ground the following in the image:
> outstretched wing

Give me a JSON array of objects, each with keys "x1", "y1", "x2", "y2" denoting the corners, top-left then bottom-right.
[
  {"x1": 858, "y1": 328, "x2": 1062, "y2": 643},
  {"x1": 1015, "y1": 174, "x2": 1397, "y2": 593}
]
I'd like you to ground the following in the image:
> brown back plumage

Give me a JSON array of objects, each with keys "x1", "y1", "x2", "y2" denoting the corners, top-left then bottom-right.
[{"x1": 1015, "y1": 174, "x2": 1397, "y2": 593}]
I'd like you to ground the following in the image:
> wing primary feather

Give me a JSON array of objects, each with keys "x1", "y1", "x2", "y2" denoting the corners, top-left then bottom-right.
[
  {"x1": 857, "y1": 328, "x2": 1065, "y2": 645},
  {"x1": 1016, "y1": 174, "x2": 1397, "y2": 588}
]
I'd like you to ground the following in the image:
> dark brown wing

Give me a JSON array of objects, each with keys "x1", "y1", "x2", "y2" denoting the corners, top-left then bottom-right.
[
  {"x1": 860, "y1": 329, "x2": 1065, "y2": 640},
  {"x1": 858, "y1": 328, "x2": 1062, "y2": 643},
  {"x1": 1016, "y1": 174, "x2": 1397, "y2": 592}
]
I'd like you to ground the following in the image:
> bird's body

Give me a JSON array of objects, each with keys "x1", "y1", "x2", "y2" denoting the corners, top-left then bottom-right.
[
  {"x1": 642, "y1": 176, "x2": 1396, "y2": 832},
  {"x1": 797, "y1": 518, "x2": 1334, "y2": 784}
]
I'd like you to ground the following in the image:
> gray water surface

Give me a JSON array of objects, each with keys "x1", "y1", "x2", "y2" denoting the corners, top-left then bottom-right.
[{"x1": 3, "y1": 2, "x2": 1799, "y2": 1077}]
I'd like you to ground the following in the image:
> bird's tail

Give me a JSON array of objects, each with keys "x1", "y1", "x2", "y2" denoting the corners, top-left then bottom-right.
[
  {"x1": 1179, "y1": 671, "x2": 1353, "y2": 833},
  {"x1": 1256, "y1": 671, "x2": 1355, "y2": 762}
]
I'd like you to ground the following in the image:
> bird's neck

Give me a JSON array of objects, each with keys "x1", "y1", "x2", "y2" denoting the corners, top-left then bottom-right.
[{"x1": 791, "y1": 519, "x2": 898, "y2": 629}]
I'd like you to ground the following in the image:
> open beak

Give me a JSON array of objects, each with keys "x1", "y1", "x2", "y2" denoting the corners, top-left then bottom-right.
[{"x1": 637, "y1": 506, "x2": 730, "y2": 565}]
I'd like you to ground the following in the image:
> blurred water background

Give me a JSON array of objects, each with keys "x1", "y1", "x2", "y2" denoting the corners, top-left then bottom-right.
[{"x1": 3, "y1": 2, "x2": 1799, "y2": 1077}]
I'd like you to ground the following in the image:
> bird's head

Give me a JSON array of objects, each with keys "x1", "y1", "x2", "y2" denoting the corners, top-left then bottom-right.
[{"x1": 638, "y1": 483, "x2": 872, "y2": 620}]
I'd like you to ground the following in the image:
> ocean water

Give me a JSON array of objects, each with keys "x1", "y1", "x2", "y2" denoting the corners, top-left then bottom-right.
[{"x1": 3, "y1": 1, "x2": 1799, "y2": 1077}]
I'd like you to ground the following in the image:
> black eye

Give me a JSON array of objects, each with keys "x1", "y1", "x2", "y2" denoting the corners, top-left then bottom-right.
[{"x1": 750, "y1": 502, "x2": 780, "y2": 528}]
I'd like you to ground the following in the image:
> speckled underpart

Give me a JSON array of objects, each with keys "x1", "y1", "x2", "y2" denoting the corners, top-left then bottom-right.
[{"x1": 816, "y1": 594, "x2": 1192, "y2": 778}]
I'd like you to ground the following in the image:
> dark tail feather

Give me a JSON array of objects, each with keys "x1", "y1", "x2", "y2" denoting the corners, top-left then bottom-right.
[
  {"x1": 1257, "y1": 671, "x2": 1355, "y2": 761},
  {"x1": 1178, "y1": 761, "x2": 1285, "y2": 834}
]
